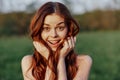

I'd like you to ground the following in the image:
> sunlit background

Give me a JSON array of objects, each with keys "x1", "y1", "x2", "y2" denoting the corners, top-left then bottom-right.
[
  {"x1": 0, "y1": 0, "x2": 120, "y2": 14},
  {"x1": 0, "y1": 0, "x2": 120, "y2": 80}
]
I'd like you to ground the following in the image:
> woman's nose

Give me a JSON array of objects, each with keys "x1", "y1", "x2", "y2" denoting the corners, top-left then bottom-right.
[{"x1": 50, "y1": 29, "x2": 58, "y2": 37}]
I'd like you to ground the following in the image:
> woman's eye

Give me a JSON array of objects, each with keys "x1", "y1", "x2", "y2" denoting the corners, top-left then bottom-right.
[
  {"x1": 58, "y1": 26, "x2": 65, "y2": 31},
  {"x1": 43, "y1": 27, "x2": 50, "y2": 31}
]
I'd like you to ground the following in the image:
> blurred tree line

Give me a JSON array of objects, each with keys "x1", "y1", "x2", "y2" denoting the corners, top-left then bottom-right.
[
  {"x1": 0, "y1": 10, "x2": 120, "y2": 36},
  {"x1": 0, "y1": 12, "x2": 33, "y2": 36},
  {"x1": 74, "y1": 10, "x2": 120, "y2": 31}
]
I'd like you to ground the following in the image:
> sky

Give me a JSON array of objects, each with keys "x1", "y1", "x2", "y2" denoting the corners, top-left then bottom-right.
[{"x1": 0, "y1": 0, "x2": 119, "y2": 14}]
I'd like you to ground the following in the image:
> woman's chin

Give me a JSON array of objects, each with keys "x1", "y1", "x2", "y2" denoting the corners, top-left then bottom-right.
[{"x1": 51, "y1": 48, "x2": 57, "y2": 52}]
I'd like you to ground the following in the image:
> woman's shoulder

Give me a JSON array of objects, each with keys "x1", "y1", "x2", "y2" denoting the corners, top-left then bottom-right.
[
  {"x1": 21, "y1": 55, "x2": 33, "y2": 65},
  {"x1": 21, "y1": 55, "x2": 35, "y2": 79},
  {"x1": 76, "y1": 54, "x2": 92, "y2": 67},
  {"x1": 21, "y1": 55, "x2": 33, "y2": 72}
]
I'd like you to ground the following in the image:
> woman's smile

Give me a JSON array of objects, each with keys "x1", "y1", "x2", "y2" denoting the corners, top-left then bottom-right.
[{"x1": 47, "y1": 39, "x2": 61, "y2": 48}]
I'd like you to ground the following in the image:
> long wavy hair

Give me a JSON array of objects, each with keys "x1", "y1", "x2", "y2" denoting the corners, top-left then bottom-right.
[{"x1": 29, "y1": 2, "x2": 80, "y2": 80}]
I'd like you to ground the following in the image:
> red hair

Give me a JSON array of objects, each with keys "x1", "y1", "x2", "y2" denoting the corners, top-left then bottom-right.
[{"x1": 28, "y1": 2, "x2": 80, "y2": 80}]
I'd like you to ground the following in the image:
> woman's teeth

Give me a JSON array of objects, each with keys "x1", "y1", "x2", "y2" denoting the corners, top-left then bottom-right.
[{"x1": 48, "y1": 40, "x2": 60, "y2": 44}]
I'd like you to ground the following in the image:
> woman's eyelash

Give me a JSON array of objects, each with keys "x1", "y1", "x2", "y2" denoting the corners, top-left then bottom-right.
[
  {"x1": 43, "y1": 27, "x2": 50, "y2": 31},
  {"x1": 58, "y1": 26, "x2": 65, "y2": 29}
]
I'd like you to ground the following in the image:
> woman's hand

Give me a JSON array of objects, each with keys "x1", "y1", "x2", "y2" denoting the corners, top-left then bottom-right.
[
  {"x1": 59, "y1": 36, "x2": 76, "y2": 59},
  {"x1": 57, "y1": 37, "x2": 76, "y2": 80},
  {"x1": 33, "y1": 41, "x2": 49, "y2": 59}
]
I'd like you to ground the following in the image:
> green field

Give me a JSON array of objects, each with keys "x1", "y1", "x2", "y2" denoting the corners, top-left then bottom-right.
[{"x1": 0, "y1": 31, "x2": 120, "y2": 80}]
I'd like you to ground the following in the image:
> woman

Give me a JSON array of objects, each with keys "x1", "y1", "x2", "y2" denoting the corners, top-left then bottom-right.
[{"x1": 21, "y1": 1, "x2": 92, "y2": 80}]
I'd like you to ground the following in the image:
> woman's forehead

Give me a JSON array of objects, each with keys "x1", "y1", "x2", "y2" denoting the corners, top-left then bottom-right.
[{"x1": 44, "y1": 13, "x2": 65, "y2": 25}]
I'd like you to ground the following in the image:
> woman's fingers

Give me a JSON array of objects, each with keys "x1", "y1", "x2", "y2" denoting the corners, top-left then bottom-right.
[
  {"x1": 74, "y1": 36, "x2": 76, "y2": 43},
  {"x1": 67, "y1": 37, "x2": 72, "y2": 49},
  {"x1": 71, "y1": 37, "x2": 75, "y2": 48},
  {"x1": 60, "y1": 36, "x2": 76, "y2": 58},
  {"x1": 33, "y1": 41, "x2": 49, "y2": 59},
  {"x1": 67, "y1": 37, "x2": 75, "y2": 49}
]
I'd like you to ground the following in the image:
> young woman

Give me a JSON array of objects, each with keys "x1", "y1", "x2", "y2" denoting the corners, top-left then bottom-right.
[{"x1": 21, "y1": 2, "x2": 92, "y2": 80}]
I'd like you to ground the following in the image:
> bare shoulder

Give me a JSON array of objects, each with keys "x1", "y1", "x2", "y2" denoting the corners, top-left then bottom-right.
[
  {"x1": 73, "y1": 55, "x2": 92, "y2": 80},
  {"x1": 21, "y1": 55, "x2": 34, "y2": 79},
  {"x1": 21, "y1": 55, "x2": 33, "y2": 61},
  {"x1": 21, "y1": 55, "x2": 33, "y2": 67},
  {"x1": 76, "y1": 54, "x2": 92, "y2": 67},
  {"x1": 21, "y1": 55, "x2": 33, "y2": 74}
]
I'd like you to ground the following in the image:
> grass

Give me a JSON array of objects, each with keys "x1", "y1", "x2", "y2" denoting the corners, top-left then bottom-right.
[
  {"x1": 75, "y1": 31, "x2": 120, "y2": 80},
  {"x1": 0, "y1": 36, "x2": 33, "y2": 80},
  {"x1": 0, "y1": 31, "x2": 120, "y2": 80}
]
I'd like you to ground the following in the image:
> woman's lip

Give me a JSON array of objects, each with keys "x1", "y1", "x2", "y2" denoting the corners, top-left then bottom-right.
[
  {"x1": 47, "y1": 40, "x2": 61, "y2": 47},
  {"x1": 48, "y1": 40, "x2": 60, "y2": 43}
]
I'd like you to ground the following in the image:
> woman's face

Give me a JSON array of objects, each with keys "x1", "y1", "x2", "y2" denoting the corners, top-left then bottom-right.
[{"x1": 41, "y1": 13, "x2": 68, "y2": 51}]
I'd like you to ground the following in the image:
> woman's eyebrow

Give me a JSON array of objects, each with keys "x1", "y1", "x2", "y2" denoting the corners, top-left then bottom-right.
[
  {"x1": 43, "y1": 23, "x2": 50, "y2": 26},
  {"x1": 43, "y1": 22, "x2": 65, "y2": 26},
  {"x1": 57, "y1": 22, "x2": 65, "y2": 25}
]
